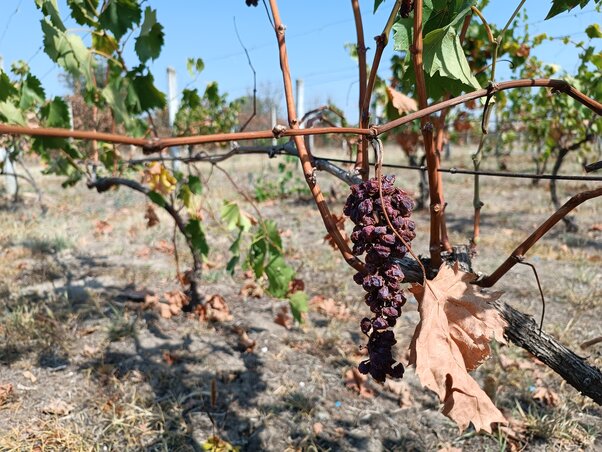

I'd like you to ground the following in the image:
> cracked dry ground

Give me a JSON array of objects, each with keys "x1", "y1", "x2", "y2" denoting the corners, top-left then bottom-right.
[{"x1": 0, "y1": 149, "x2": 601, "y2": 451}]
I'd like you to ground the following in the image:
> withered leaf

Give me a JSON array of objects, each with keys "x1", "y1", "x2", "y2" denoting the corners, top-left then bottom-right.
[
  {"x1": 386, "y1": 85, "x2": 418, "y2": 114},
  {"x1": 144, "y1": 204, "x2": 160, "y2": 228},
  {"x1": 344, "y1": 368, "x2": 374, "y2": 398},
  {"x1": 409, "y1": 263, "x2": 507, "y2": 433}
]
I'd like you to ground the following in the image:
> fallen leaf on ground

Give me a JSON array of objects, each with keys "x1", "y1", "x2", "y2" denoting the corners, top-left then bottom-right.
[
  {"x1": 82, "y1": 344, "x2": 99, "y2": 357},
  {"x1": 201, "y1": 435, "x2": 238, "y2": 451},
  {"x1": 42, "y1": 399, "x2": 74, "y2": 416},
  {"x1": 409, "y1": 263, "x2": 507, "y2": 433},
  {"x1": 274, "y1": 306, "x2": 292, "y2": 329},
  {"x1": 233, "y1": 326, "x2": 256, "y2": 352},
  {"x1": 155, "y1": 239, "x2": 175, "y2": 255},
  {"x1": 532, "y1": 384, "x2": 560, "y2": 407},
  {"x1": 136, "y1": 246, "x2": 152, "y2": 258},
  {"x1": 344, "y1": 368, "x2": 374, "y2": 398},
  {"x1": 240, "y1": 279, "x2": 264, "y2": 298},
  {"x1": 590, "y1": 223, "x2": 602, "y2": 231},
  {"x1": 0, "y1": 383, "x2": 14, "y2": 405},
  {"x1": 22, "y1": 371, "x2": 37, "y2": 383},
  {"x1": 144, "y1": 204, "x2": 160, "y2": 227},
  {"x1": 310, "y1": 295, "x2": 350, "y2": 319},
  {"x1": 312, "y1": 422, "x2": 323, "y2": 435},
  {"x1": 384, "y1": 379, "x2": 413, "y2": 408},
  {"x1": 94, "y1": 220, "x2": 113, "y2": 236},
  {"x1": 199, "y1": 294, "x2": 232, "y2": 322},
  {"x1": 162, "y1": 351, "x2": 179, "y2": 366}
]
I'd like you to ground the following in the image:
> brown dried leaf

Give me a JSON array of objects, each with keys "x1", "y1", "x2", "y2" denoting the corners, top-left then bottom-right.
[
  {"x1": 344, "y1": 368, "x2": 374, "y2": 398},
  {"x1": 202, "y1": 294, "x2": 233, "y2": 323},
  {"x1": 288, "y1": 278, "x2": 305, "y2": 294},
  {"x1": 532, "y1": 383, "x2": 559, "y2": 407},
  {"x1": 409, "y1": 263, "x2": 507, "y2": 433},
  {"x1": 240, "y1": 279, "x2": 264, "y2": 298},
  {"x1": 94, "y1": 219, "x2": 113, "y2": 236},
  {"x1": 274, "y1": 306, "x2": 292, "y2": 329},
  {"x1": 384, "y1": 379, "x2": 413, "y2": 408},
  {"x1": 0, "y1": 383, "x2": 14, "y2": 406},
  {"x1": 590, "y1": 223, "x2": 602, "y2": 232},
  {"x1": 144, "y1": 204, "x2": 160, "y2": 228},
  {"x1": 233, "y1": 326, "x2": 256, "y2": 352},
  {"x1": 155, "y1": 240, "x2": 175, "y2": 255},
  {"x1": 42, "y1": 399, "x2": 74, "y2": 416},
  {"x1": 386, "y1": 85, "x2": 418, "y2": 114},
  {"x1": 310, "y1": 295, "x2": 350, "y2": 320}
]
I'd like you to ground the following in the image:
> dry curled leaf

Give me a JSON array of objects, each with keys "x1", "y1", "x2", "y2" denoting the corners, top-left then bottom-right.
[
  {"x1": 144, "y1": 204, "x2": 160, "y2": 228},
  {"x1": 240, "y1": 279, "x2": 264, "y2": 298},
  {"x1": 233, "y1": 326, "x2": 256, "y2": 352},
  {"x1": 384, "y1": 379, "x2": 413, "y2": 408},
  {"x1": 94, "y1": 219, "x2": 113, "y2": 236},
  {"x1": 386, "y1": 85, "x2": 418, "y2": 114},
  {"x1": 344, "y1": 368, "x2": 374, "y2": 398},
  {"x1": 532, "y1": 382, "x2": 560, "y2": 407},
  {"x1": 274, "y1": 306, "x2": 292, "y2": 329},
  {"x1": 42, "y1": 399, "x2": 74, "y2": 416},
  {"x1": 310, "y1": 295, "x2": 350, "y2": 320},
  {"x1": 200, "y1": 294, "x2": 233, "y2": 323},
  {"x1": 409, "y1": 263, "x2": 507, "y2": 433},
  {"x1": 0, "y1": 383, "x2": 14, "y2": 406}
]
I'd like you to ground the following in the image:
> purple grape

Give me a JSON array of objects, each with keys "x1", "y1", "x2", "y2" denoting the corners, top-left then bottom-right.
[{"x1": 343, "y1": 175, "x2": 416, "y2": 383}]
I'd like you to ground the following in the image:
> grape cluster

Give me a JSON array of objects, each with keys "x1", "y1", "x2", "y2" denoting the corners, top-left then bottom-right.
[{"x1": 343, "y1": 175, "x2": 416, "y2": 382}]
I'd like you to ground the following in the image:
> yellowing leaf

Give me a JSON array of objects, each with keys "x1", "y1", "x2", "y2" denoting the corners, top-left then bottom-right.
[{"x1": 409, "y1": 263, "x2": 507, "y2": 433}]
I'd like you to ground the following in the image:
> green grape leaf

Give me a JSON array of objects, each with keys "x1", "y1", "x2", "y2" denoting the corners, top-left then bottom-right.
[
  {"x1": 101, "y1": 78, "x2": 130, "y2": 124},
  {"x1": 221, "y1": 201, "x2": 252, "y2": 232},
  {"x1": 591, "y1": 52, "x2": 602, "y2": 70},
  {"x1": 135, "y1": 7, "x2": 165, "y2": 62},
  {"x1": 288, "y1": 291, "x2": 309, "y2": 323},
  {"x1": 19, "y1": 74, "x2": 46, "y2": 110},
  {"x1": 67, "y1": 0, "x2": 99, "y2": 26},
  {"x1": 98, "y1": 0, "x2": 142, "y2": 40},
  {"x1": 188, "y1": 175, "x2": 202, "y2": 195},
  {"x1": 181, "y1": 88, "x2": 201, "y2": 109},
  {"x1": 130, "y1": 72, "x2": 166, "y2": 111},
  {"x1": 185, "y1": 219, "x2": 209, "y2": 258},
  {"x1": 374, "y1": 0, "x2": 385, "y2": 13},
  {"x1": 186, "y1": 58, "x2": 205, "y2": 76},
  {"x1": 36, "y1": 0, "x2": 66, "y2": 31},
  {"x1": 41, "y1": 20, "x2": 94, "y2": 82},
  {"x1": 423, "y1": 25, "x2": 480, "y2": 92},
  {"x1": 0, "y1": 72, "x2": 17, "y2": 102},
  {"x1": 546, "y1": 0, "x2": 595, "y2": 20},
  {"x1": 0, "y1": 101, "x2": 26, "y2": 125},
  {"x1": 586, "y1": 23, "x2": 602, "y2": 39},
  {"x1": 265, "y1": 256, "x2": 295, "y2": 298},
  {"x1": 41, "y1": 96, "x2": 70, "y2": 127},
  {"x1": 92, "y1": 32, "x2": 119, "y2": 54},
  {"x1": 147, "y1": 190, "x2": 167, "y2": 208}
]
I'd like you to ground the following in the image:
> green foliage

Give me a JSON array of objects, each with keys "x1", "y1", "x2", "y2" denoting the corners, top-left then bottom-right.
[
  {"x1": 392, "y1": 1, "x2": 479, "y2": 100},
  {"x1": 221, "y1": 200, "x2": 253, "y2": 274},
  {"x1": 135, "y1": 7, "x2": 165, "y2": 62},
  {"x1": 253, "y1": 157, "x2": 310, "y2": 202},
  {"x1": 546, "y1": 0, "x2": 601, "y2": 20},
  {"x1": 185, "y1": 219, "x2": 210, "y2": 258}
]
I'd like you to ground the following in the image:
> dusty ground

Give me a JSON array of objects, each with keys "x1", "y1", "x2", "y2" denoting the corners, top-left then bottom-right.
[{"x1": 0, "y1": 144, "x2": 600, "y2": 451}]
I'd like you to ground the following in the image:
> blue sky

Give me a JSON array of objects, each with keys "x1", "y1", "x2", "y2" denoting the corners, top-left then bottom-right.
[{"x1": 0, "y1": 1, "x2": 599, "y2": 123}]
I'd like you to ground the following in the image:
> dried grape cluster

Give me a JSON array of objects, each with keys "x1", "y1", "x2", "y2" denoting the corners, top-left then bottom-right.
[{"x1": 343, "y1": 175, "x2": 416, "y2": 382}]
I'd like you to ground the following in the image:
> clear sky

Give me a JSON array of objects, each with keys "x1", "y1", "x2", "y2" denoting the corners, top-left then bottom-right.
[{"x1": 0, "y1": 1, "x2": 599, "y2": 123}]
